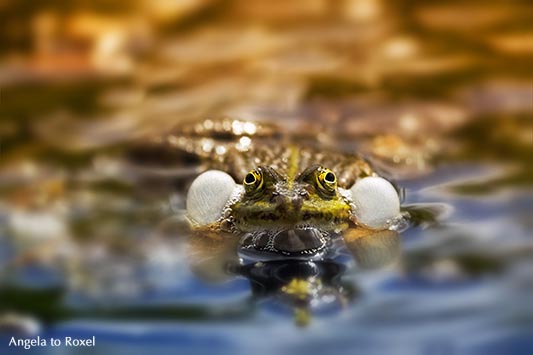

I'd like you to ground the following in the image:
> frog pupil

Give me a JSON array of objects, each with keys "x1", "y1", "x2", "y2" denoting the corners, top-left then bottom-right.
[
  {"x1": 325, "y1": 172, "x2": 335, "y2": 183},
  {"x1": 245, "y1": 173, "x2": 256, "y2": 184}
]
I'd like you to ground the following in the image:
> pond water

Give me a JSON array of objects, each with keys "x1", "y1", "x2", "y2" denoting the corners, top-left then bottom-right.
[{"x1": 0, "y1": 0, "x2": 532, "y2": 354}]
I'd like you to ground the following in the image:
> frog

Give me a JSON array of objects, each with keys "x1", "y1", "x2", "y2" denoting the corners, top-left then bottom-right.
[{"x1": 161, "y1": 118, "x2": 403, "y2": 257}]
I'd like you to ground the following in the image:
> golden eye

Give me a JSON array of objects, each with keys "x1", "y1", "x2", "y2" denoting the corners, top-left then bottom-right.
[
  {"x1": 244, "y1": 169, "x2": 263, "y2": 192},
  {"x1": 316, "y1": 168, "x2": 337, "y2": 193}
]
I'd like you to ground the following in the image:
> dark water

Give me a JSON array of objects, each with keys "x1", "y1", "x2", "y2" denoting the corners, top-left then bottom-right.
[{"x1": 0, "y1": 0, "x2": 532, "y2": 354}]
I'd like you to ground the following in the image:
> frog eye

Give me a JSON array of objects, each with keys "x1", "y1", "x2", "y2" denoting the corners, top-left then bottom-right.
[
  {"x1": 244, "y1": 169, "x2": 263, "y2": 192},
  {"x1": 316, "y1": 168, "x2": 337, "y2": 194}
]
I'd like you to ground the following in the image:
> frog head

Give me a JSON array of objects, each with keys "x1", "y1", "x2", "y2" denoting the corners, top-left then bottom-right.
[{"x1": 230, "y1": 165, "x2": 351, "y2": 233}]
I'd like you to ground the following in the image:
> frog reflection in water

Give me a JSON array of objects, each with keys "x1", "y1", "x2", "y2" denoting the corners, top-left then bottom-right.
[
  {"x1": 187, "y1": 227, "x2": 401, "y2": 326},
  {"x1": 162, "y1": 118, "x2": 405, "y2": 325}
]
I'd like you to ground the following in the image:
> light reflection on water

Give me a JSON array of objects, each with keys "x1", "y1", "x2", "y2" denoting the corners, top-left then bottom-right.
[{"x1": 0, "y1": 0, "x2": 532, "y2": 354}]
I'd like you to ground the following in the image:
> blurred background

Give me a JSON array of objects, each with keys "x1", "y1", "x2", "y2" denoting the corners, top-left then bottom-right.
[{"x1": 0, "y1": 0, "x2": 531, "y2": 354}]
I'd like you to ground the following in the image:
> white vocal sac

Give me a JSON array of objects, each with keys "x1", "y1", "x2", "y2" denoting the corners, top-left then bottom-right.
[
  {"x1": 349, "y1": 176, "x2": 401, "y2": 230},
  {"x1": 186, "y1": 170, "x2": 236, "y2": 226}
]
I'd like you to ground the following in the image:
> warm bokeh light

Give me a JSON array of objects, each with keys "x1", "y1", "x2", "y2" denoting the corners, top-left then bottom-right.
[{"x1": 0, "y1": 0, "x2": 531, "y2": 354}]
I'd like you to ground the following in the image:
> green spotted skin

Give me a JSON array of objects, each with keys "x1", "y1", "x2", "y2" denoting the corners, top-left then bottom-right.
[{"x1": 165, "y1": 118, "x2": 374, "y2": 232}]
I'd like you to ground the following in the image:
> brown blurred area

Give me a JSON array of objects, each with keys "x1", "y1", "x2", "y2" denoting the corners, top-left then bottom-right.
[{"x1": 0, "y1": 0, "x2": 530, "y2": 163}]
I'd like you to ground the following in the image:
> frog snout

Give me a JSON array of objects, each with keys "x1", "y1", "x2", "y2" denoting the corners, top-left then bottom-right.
[
  {"x1": 270, "y1": 192, "x2": 300, "y2": 212},
  {"x1": 290, "y1": 194, "x2": 303, "y2": 211}
]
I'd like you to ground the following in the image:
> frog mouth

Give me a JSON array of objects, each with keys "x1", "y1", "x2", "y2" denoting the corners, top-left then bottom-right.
[{"x1": 239, "y1": 226, "x2": 330, "y2": 257}]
